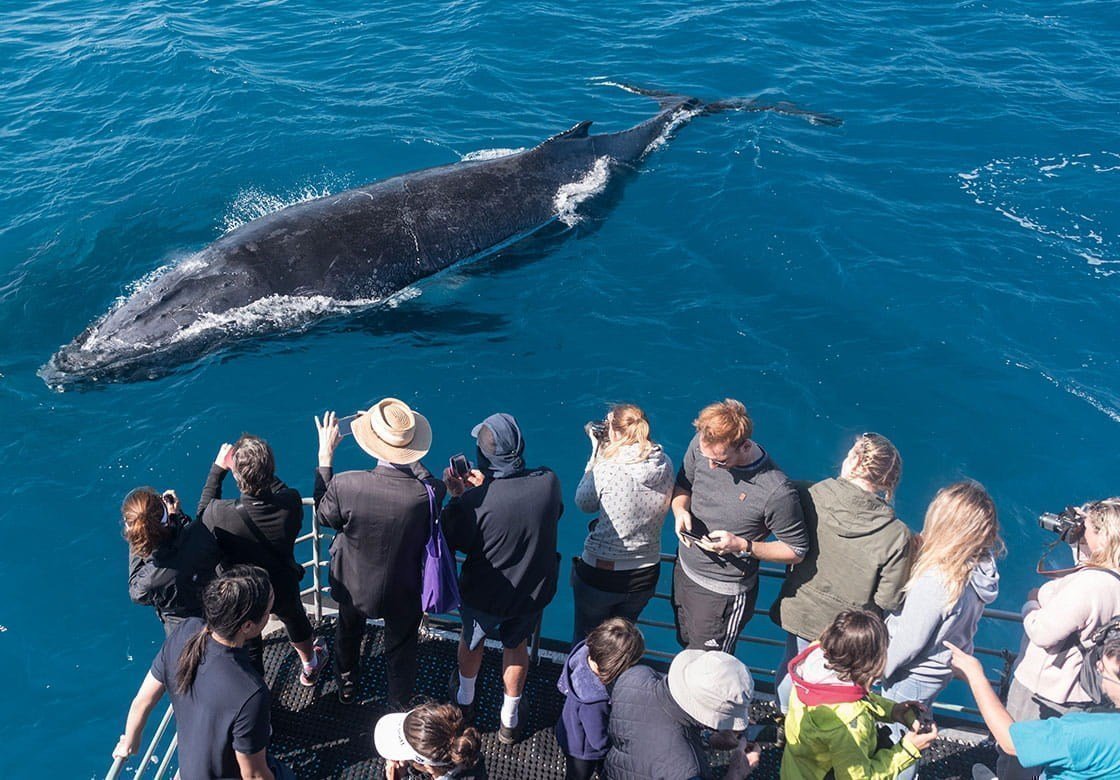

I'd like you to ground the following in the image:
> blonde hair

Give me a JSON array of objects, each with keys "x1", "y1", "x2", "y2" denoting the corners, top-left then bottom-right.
[
  {"x1": 1081, "y1": 498, "x2": 1120, "y2": 570},
  {"x1": 600, "y1": 404, "x2": 654, "y2": 462},
  {"x1": 693, "y1": 399, "x2": 752, "y2": 449},
  {"x1": 848, "y1": 433, "x2": 903, "y2": 502},
  {"x1": 908, "y1": 481, "x2": 1004, "y2": 605}
]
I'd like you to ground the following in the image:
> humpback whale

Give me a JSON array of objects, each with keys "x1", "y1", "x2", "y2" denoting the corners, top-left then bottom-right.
[{"x1": 41, "y1": 86, "x2": 839, "y2": 386}]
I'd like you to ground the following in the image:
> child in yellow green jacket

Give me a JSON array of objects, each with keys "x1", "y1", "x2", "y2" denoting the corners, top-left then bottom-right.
[{"x1": 781, "y1": 610, "x2": 940, "y2": 780}]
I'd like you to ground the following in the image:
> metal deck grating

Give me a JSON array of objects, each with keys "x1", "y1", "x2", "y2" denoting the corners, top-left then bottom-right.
[{"x1": 261, "y1": 618, "x2": 997, "y2": 779}]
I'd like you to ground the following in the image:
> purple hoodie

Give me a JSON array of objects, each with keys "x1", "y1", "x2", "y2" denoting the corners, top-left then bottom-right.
[{"x1": 555, "y1": 641, "x2": 611, "y2": 760}]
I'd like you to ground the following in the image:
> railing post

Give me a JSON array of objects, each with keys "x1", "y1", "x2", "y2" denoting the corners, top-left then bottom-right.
[
  {"x1": 311, "y1": 506, "x2": 323, "y2": 623},
  {"x1": 996, "y1": 649, "x2": 1015, "y2": 702}
]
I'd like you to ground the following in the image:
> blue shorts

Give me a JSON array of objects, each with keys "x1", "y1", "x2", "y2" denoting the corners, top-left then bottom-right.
[{"x1": 458, "y1": 604, "x2": 540, "y2": 650}]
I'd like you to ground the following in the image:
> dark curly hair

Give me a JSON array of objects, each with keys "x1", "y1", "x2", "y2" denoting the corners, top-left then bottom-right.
[{"x1": 819, "y1": 609, "x2": 889, "y2": 690}]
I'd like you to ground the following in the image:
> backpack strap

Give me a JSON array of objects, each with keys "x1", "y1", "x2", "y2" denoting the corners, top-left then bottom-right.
[{"x1": 232, "y1": 500, "x2": 298, "y2": 578}]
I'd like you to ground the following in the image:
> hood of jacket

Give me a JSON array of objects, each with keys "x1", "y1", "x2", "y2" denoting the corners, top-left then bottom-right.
[
  {"x1": 612, "y1": 444, "x2": 674, "y2": 490},
  {"x1": 558, "y1": 641, "x2": 609, "y2": 705},
  {"x1": 968, "y1": 553, "x2": 1000, "y2": 605},
  {"x1": 788, "y1": 643, "x2": 866, "y2": 707},
  {"x1": 811, "y1": 477, "x2": 899, "y2": 539}
]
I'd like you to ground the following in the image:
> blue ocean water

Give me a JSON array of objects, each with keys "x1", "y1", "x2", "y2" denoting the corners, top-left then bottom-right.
[{"x1": 1, "y1": 0, "x2": 1117, "y2": 775}]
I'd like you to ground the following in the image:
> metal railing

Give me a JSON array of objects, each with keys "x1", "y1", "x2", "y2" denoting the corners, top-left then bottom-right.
[
  {"x1": 109, "y1": 499, "x2": 1025, "y2": 777},
  {"x1": 631, "y1": 553, "x2": 1022, "y2": 721}
]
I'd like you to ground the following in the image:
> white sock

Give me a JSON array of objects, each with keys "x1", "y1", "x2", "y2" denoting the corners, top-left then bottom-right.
[
  {"x1": 457, "y1": 673, "x2": 477, "y2": 705},
  {"x1": 500, "y1": 694, "x2": 521, "y2": 728}
]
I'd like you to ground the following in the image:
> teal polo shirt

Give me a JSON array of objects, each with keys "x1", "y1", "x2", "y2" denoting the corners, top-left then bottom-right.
[{"x1": 1010, "y1": 712, "x2": 1120, "y2": 779}]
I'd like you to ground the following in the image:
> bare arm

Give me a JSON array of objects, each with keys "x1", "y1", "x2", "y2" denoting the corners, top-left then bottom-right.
[
  {"x1": 945, "y1": 641, "x2": 1016, "y2": 754},
  {"x1": 671, "y1": 484, "x2": 694, "y2": 544},
  {"x1": 749, "y1": 539, "x2": 803, "y2": 564},
  {"x1": 113, "y1": 672, "x2": 166, "y2": 759},
  {"x1": 235, "y1": 748, "x2": 275, "y2": 780}
]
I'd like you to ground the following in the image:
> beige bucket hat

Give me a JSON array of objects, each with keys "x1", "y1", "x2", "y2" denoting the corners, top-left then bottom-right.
[
  {"x1": 352, "y1": 397, "x2": 432, "y2": 465},
  {"x1": 667, "y1": 649, "x2": 753, "y2": 731}
]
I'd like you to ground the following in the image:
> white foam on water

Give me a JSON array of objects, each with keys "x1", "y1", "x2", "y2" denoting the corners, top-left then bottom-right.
[
  {"x1": 221, "y1": 181, "x2": 344, "y2": 234},
  {"x1": 460, "y1": 147, "x2": 526, "y2": 162},
  {"x1": 553, "y1": 156, "x2": 612, "y2": 227},
  {"x1": 958, "y1": 152, "x2": 1118, "y2": 275},
  {"x1": 644, "y1": 106, "x2": 702, "y2": 155},
  {"x1": 169, "y1": 288, "x2": 421, "y2": 344},
  {"x1": 1033, "y1": 367, "x2": 1120, "y2": 424}
]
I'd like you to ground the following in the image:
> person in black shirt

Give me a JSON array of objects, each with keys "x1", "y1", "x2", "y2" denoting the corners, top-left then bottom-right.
[
  {"x1": 113, "y1": 565, "x2": 290, "y2": 780},
  {"x1": 199, "y1": 434, "x2": 325, "y2": 685},
  {"x1": 442, "y1": 413, "x2": 563, "y2": 745},
  {"x1": 313, "y1": 399, "x2": 446, "y2": 707},
  {"x1": 122, "y1": 486, "x2": 221, "y2": 635}
]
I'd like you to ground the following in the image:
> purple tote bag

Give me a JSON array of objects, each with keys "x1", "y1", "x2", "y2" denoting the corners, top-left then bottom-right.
[{"x1": 421, "y1": 482, "x2": 461, "y2": 614}]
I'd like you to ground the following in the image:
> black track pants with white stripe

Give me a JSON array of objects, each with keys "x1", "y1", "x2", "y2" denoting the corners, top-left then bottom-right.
[{"x1": 671, "y1": 560, "x2": 758, "y2": 654}]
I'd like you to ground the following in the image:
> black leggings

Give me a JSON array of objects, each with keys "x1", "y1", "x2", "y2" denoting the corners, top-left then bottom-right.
[
  {"x1": 565, "y1": 756, "x2": 602, "y2": 780},
  {"x1": 246, "y1": 580, "x2": 314, "y2": 675}
]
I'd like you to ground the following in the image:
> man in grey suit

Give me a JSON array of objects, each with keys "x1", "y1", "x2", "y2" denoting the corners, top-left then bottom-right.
[{"x1": 314, "y1": 398, "x2": 445, "y2": 707}]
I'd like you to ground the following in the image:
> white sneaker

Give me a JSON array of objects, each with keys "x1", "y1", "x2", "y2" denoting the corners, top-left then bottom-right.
[{"x1": 971, "y1": 764, "x2": 997, "y2": 780}]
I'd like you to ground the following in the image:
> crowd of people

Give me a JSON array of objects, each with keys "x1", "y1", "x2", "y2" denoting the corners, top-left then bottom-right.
[{"x1": 114, "y1": 396, "x2": 1120, "y2": 779}]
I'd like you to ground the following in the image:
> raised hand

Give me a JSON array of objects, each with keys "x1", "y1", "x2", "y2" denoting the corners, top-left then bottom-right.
[{"x1": 315, "y1": 411, "x2": 342, "y2": 467}]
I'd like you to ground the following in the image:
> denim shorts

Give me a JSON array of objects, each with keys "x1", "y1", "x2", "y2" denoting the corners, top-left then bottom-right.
[{"x1": 459, "y1": 603, "x2": 540, "y2": 650}]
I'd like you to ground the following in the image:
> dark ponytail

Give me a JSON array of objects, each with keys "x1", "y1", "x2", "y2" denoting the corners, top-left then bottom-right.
[
  {"x1": 403, "y1": 703, "x2": 481, "y2": 772},
  {"x1": 176, "y1": 565, "x2": 271, "y2": 693}
]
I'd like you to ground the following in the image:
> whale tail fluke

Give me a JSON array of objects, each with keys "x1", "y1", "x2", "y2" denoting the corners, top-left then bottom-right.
[{"x1": 597, "y1": 79, "x2": 843, "y2": 127}]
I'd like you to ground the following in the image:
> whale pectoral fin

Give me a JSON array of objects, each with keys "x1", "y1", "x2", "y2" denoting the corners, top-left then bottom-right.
[{"x1": 550, "y1": 120, "x2": 593, "y2": 142}]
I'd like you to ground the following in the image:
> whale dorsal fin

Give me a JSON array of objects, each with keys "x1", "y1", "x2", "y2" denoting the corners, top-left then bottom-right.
[{"x1": 547, "y1": 120, "x2": 593, "y2": 143}]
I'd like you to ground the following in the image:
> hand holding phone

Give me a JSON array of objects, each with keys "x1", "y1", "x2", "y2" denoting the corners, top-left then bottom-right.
[
  {"x1": 449, "y1": 454, "x2": 471, "y2": 478},
  {"x1": 337, "y1": 413, "x2": 361, "y2": 438}
]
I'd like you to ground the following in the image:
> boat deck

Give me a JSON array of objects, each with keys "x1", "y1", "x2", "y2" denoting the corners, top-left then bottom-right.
[{"x1": 262, "y1": 615, "x2": 997, "y2": 779}]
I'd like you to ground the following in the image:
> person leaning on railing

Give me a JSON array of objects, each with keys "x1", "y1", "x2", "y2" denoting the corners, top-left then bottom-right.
[
  {"x1": 571, "y1": 403, "x2": 674, "y2": 642},
  {"x1": 113, "y1": 565, "x2": 295, "y2": 780},
  {"x1": 879, "y1": 480, "x2": 1003, "y2": 780},
  {"x1": 997, "y1": 498, "x2": 1120, "y2": 780},
  {"x1": 122, "y1": 486, "x2": 221, "y2": 636},
  {"x1": 947, "y1": 634, "x2": 1120, "y2": 780},
  {"x1": 671, "y1": 399, "x2": 809, "y2": 654},
  {"x1": 770, "y1": 432, "x2": 910, "y2": 712}
]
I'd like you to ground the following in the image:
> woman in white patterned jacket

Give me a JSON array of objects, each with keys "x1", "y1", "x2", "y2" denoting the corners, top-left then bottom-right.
[{"x1": 571, "y1": 404, "x2": 675, "y2": 641}]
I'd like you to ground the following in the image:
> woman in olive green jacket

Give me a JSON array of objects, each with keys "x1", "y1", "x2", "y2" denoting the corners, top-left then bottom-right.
[{"x1": 771, "y1": 433, "x2": 913, "y2": 711}]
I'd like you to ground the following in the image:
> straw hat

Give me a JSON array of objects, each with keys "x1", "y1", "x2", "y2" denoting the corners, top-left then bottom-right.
[
  {"x1": 352, "y1": 398, "x2": 432, "y2": 465},
  {"x1": 667, "y1": 650, "x2": 753, "y2": 731}
]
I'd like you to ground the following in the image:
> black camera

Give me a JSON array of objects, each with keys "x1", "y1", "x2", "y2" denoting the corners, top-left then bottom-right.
[
  {"x1": 1039, "y1": 507, "x2": 1085, "y2": 544},
  {"x1": 584, "y1": 420, "x2": 608, "y2": 441}
]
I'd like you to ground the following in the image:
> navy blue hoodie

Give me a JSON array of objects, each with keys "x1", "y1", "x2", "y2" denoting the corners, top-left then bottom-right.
[{"x1": 556, "y1": 641, "x2": 611, "y2": 760}]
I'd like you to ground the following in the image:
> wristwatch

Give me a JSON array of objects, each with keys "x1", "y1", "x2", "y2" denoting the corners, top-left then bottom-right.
[{"x1": 737, "y1": 538, "x2": 754, "y2": 559}]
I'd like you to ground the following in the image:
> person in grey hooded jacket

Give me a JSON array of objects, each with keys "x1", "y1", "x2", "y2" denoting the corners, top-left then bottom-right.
[
  {"x1": 572, "y1": 403, "x2": 674, "y2": 641},
  {"x1": 881, "y1": 480, "x2": 1002, "y2": 780}
]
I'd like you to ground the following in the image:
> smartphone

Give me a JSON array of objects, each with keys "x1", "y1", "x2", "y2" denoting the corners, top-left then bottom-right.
[
  {"x1": 912, "y1": 705, "x2": 935, "y2": 734},
  {"x1": 680, "y1": 529, "x2": 713, "y2": 543},
  {"x1": 337, "y1": 413, "x2": 361, "y2": 438},
  {"x1": 449, "y1": 453, "x2": 470, "y2": 478},
  {"x1": 222, "y1": 447, "x2": 236, "y2": 470}
]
